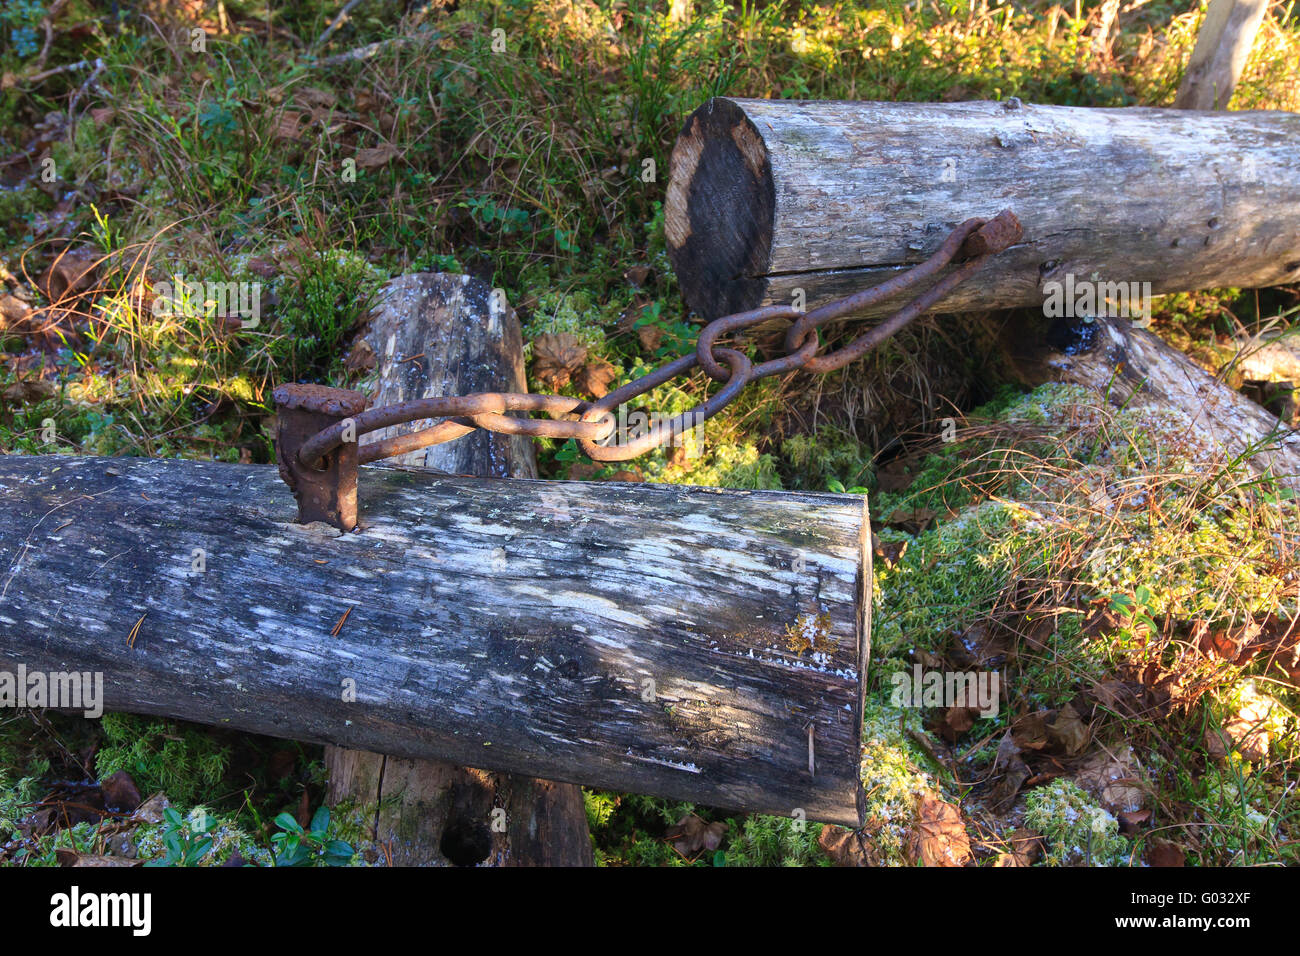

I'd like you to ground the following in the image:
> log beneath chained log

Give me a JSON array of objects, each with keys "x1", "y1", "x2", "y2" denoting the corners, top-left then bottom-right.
[
  {"x1": 666, "y1": 97, "x2": 1300, "y2": 320},
  {"x1": 325, "y1": 271, "x2": 592, "y2": 867},
  {"x1": 985, "y1": 311, "x2": 1300, "y2": 494},
  {"x1": 0, "y1": 454, "x2": 871, "y2": 826}
]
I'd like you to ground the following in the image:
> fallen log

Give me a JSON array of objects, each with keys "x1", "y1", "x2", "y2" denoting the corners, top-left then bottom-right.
[
  {"x1": 666, "y1": 97, "x2": 1300, "y2": 320},
  {"x1": 326, "y1": 271, "x2": 591, "y2": 867},
  {"x1": 986, "y1": 312, "x2": 1300, "y2": 493},
  {"x1": 0, "y1": 454, "x2": 870, "y2": 826}
]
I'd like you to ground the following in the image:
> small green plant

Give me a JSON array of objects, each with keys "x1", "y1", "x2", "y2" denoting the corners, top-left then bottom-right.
[
  {"x1": 1108, "y1": 585, "x2": 1160, "y2": 637},
  {"x1": 462, "y1": 195, "x2": 530, "y2": 236},
  {"x1": 826, "y1": 477, "x2": 869, "y2": 495},
  {"x1": 722, "y1": 814, "x2": 828, "y2": 867},
  {"x1": 145, "y1": 807, "x2": 217, "y2": 867},
  {"x1": 270, "y1": 806, "x2": 355, "y2": 867},
  {"x1": 0, "y1": 0, "x2": 45, "y2": 59},
  {"x1": 271, "y1": 246, "x2": 381, "y2": 381},
  {"x1": 87, "y1": 205, "x2": 121, "y2": 255},
  {"x1": 1024, "y1": 779, "x2": 1131, "y2": 867}
]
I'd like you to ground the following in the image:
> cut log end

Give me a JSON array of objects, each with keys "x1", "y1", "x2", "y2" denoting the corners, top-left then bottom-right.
[
  {"x1": 666, "y1": 97, "x2": 774, "y2": 319},
  {"x1": 667, "y1": 96, "x2": 1300, "y2": 321}
]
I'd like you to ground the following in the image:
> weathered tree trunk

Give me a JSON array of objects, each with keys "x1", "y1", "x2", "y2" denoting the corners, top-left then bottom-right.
[
  {"x1": 1173, "y1": 0, "x2": 1270, "y2": 110},
  {"x1": 325, "y1": 272, "x2": 591, "y2": 866},
  {"x1": 0, "y1": 454, "x2": 870, "y2": 826},
  {"x1": 985, "y1": 312, "x2": 1300, "y2": 493},
  {"x1": 666, "y1": 97, "x2": 1300, "y2": 320}
]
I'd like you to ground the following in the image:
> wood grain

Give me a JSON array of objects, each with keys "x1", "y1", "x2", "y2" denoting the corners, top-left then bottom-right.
[
  {"x1": 667, "y1": 97, "x2": 1300, "y2": 320},
  {"x1": 0, "y1": 454, "x2": 871, "y2": 825}
]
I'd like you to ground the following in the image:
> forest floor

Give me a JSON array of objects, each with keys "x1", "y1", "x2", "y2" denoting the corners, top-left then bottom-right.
[{"x1": 0, "y1": 0, "x2": 1297, "y2": 866}]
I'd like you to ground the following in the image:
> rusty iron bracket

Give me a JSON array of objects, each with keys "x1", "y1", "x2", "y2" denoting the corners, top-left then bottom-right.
[{"x1": 273, "y1": 383, "x2": 368, "y2": 530}]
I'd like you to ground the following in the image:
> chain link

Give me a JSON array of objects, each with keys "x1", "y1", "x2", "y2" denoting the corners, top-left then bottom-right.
[{"x1": 292, "y1": 211, "x2": 1022, "y2": 468}]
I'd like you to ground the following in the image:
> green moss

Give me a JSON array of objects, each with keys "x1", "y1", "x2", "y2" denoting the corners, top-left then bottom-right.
[
  {"x1": 94, "y1": 714, "x2": 230, "y2": 806},
  {"x1": 856, "y1": 700, "x2": 939, "y2": 866},
  {"x1": 872, "y1": 500, "x2": 1019, "y2": 658},
  {"x1": 723, "y1": 815, "x2": 828, "y2": 867},
  {"x1": 1024, "y1": 779, "x2": 1132, "y2": 866},
  {"x1": 521, "y1": 290, "x2": 610, "y2": 357},
  {"x1": 780, "y1": 426, "x2": 873, "y2": 492}
]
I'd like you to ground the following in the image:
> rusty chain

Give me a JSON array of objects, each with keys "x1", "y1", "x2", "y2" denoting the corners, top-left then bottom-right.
[{"x1": 274, "y1": 210, "x2": 1022, "y2": 528}]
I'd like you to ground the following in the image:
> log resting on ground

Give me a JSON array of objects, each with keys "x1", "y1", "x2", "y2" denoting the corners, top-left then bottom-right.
[
  {"x1": 0, "y1": 454, "x2": 871, "y2": 826},
  {"x1": 666, "y1": 97, "x2": 1300, "y2": 320},
  {"x1": 986, "y1": 311, "x2": 1300, "y2": 494}
]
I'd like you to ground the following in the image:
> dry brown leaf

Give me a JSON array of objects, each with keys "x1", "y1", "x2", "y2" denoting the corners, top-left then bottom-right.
[
  {"x1": 933, "y1": 705, "x2": 978, "y2": 743},
  {"x1": 990, "y1": 731, "x2": 1031, "y2": 810},
  {"x1": 1148, "y1": 839, "x2": 1185, "y2": 867},
  {"x1": 1079, "y1": 601, "x2": 1120, "y2": 642},
  {"x1": 664, "y1": 812, "x2": 726, "y2": 857},
  {"x1": 875, "y1": 459, "x2": 918, "y2": 492},
  {"x1": 100, "y1": 770, "x2": 142, "y2": 813},
  {"x1": 0, "y1": 293, "x2": 32, "y2": 334},
  {"x1": 532, "y1": 333, "x2": 587, "y2": 389},
  {"x1": 1118, "y1": 809, "x2": 1152, "y2": 834},
  {"x1": 872, "y1": 536, "x2": 908, "y2": 569},
  {"x1": 273, "y1": 110, "x2": 306, "y2": 141},
  {"x1": 884, "y1": 506, "x2": 938, "y2": 535},
  {"x1": 908, "y1": 793, "x2": 970, "y2": 867},
  {"x1": 636, "y1": 323, "x2": 664, "y2": 353},
  {"x1": 993, "y1": 828, "x2": 1043, "y2": 866},
  {"x1": 1089, "y1": 679, "x2": 1142, "y2": 717},
  {"x1": 1204, "y1": 724, "x2": 1230, "y2": 759},
  {"x1": 574, "y1": 358, "x2": 617, "y2": 399},
  {"x1": 1223, "y1": 693, "x2": 1273, "y2": 763},
  {"x1": 951, "y1": 623, "x2": 1016, "y2": 669},
  {"x1": 1075, "y1": 745, "x2": 1146, "y2": 813},
  {"x1": 38, "y1": 247, "x2": 98, "y2": 303},
  {"x1": 817, "y1": 825, "x2": 877, "y2": 866},
  {"x1": 131, "y1": 793, "x2": 171, "y2": 825},
  {"x1": 1011, "y1": 711, "x2": 1051, "y2": 751},
  {"x1": 355, "y1": 143, "x2": 401, "y2": 170},
  {"x1": 296, "y1": 86, "x2": 337, "y2": 109},
  {"x1": 246, "y1": 257, "x2": 277, "y2": 278},
  {"x1": 1046, "y1": 703, "x2": 1091, "y2": 756},
  {"x1": 1, "y1": 379, "x2": 56, "y2": 404},
  {"x1": 344, "y1": 337, "x2": 376, "y2": 374},
  {"x1": 54, "y1": 850, "x2": 138, "y2": 867}
]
